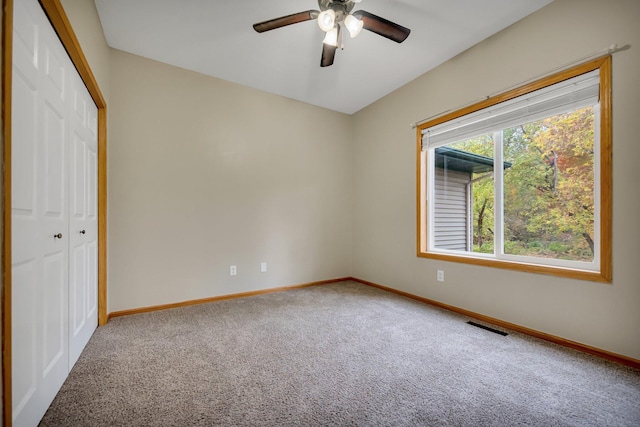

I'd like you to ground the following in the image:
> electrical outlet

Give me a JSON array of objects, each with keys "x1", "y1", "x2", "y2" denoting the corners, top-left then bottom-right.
[
  {"x1": 437, "y1": 270, "x2": 444, "y2": 282},
  {"x1": 230, "y1": 265, "x2": 237, "y2": 276},
  {"x1": 260, "y1": 262, "x2": 267, "y2": 273}
]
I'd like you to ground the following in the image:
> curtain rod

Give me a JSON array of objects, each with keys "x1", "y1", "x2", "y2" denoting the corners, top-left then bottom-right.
[{"x1": 410, "y1": 43, "x2": 630, "y2": 129}]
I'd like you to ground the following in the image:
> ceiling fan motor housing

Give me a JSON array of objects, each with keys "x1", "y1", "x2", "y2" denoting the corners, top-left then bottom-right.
[{"x1": 318, "y1": 0, "x2": 356, "y2": 22}]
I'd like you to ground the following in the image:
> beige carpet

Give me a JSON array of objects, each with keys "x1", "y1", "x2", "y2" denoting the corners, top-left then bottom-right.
[{"x1": 40, "y1": 281, "x2": 640, "y2": 426}]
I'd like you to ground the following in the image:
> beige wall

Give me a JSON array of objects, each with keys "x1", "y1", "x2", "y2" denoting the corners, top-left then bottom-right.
[
  {"x1": 59, "y1": 0, "x2": 110, "y2": 101},
  {"x1": 60, "y1": 1, "x2": 353, "y2": 314},
  {"x1": 107, "y1": 50, "x2": 353, "y2": 312},
  {"x1": 58, "y1": 0, "x2": 640, "y2": 360},
  {"x1": 352, "y1": 0, "x2": 640, "y2": 360}
]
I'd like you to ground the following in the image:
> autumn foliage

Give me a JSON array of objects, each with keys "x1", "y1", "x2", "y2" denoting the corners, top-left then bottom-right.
[{"x1": 448, "y1": 106, "x2": 595, "y2": 261}]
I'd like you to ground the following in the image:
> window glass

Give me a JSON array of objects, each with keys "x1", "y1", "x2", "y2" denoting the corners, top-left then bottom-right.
[
  {"x1": 502, "y1": 108, "x2": 595, "y2": 262},
  {"x1": 432, "y1": 135, "x2": 495, "y2": 254}
]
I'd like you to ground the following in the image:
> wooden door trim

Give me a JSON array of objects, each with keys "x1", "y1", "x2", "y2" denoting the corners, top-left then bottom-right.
[
  {"x1": 2, "y1": 0, "x2": 14, "y2": 425},
  {"x1": 2, "y1": 0, "x2": 108, "y2": 424}
]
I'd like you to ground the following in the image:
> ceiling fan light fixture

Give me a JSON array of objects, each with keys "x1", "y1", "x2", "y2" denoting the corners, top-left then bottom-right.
[
  {"x1": 344, "y1": 14, "x2": 363, "y2": 38},
  {"x1": 322, "y1": 26, "x2": 339, "y2": 46},
  {"x1": 317, "y1": 9, "x2": 336, "y2": 32},
  {"x1": 253, "y1": 1, "x2": 411, "y2": 67}
]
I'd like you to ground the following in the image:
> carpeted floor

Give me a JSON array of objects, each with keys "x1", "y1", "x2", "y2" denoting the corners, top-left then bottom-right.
[{"x1": 40, "y1": 281, "x2": 640, "y2": 426}]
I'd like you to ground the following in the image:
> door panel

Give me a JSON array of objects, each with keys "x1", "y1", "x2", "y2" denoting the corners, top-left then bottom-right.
[
  {"x1": 68, "y1": 68, "x2": 98, "y2": 368},
  {"x1": 87, "y1": 241, "x2": 98, "y2": 317},
  {"x1": 42, "y1": 252, "x2": 66, "y2": 377},
  {"x1": 44, "y1": 48, "x2": 65, "y2": 101},
  {"x1": 11, "y1": 261, "x2": 37, "y2": 417},
  {"x1": 42, "y1": 102, "x2": 65, "y2": 216},
  {"x1": 12, "y1": 0, "x2": 37, "y2": 66},
  {"x1": 11, "y1": 71, "x2": 37, "y2": 214},
  {"x1": 88, "y1": 147, "x2": 97, "y2": 218},
  {"x1": 70, "y1": 244, "x2": 86, "y2": 336},
  {"x1": 72, "y1": 133, "x2": 86, "y2": 217}
]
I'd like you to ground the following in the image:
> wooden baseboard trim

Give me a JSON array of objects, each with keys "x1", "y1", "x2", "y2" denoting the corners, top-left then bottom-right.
[
  {"x1": 349, "y1": 277, "x2": 640, "y2": 370},
  {"x1": 107, "y1": 277, "x2": 351, "y2": 320}
]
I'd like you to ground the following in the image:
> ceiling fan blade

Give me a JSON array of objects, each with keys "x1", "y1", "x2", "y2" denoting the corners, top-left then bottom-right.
[
  {"x1": 253, "y1": 10, "x2": 320, "y2": 33},
  {"x1": 352, "y1": 10, "x2": 411, "y2": 43},
  {"x1": 321, "y1": 43, "x2": 337, "y2": 67}
]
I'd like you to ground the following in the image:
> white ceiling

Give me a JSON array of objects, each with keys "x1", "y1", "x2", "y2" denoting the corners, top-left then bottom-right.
[{"x1": 94, "y1": 0, "x2": 554, "y2": 114}]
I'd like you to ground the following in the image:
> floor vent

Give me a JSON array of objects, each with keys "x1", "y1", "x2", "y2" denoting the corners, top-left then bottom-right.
[{"x1": 467, "y1": 321, "x2": 508, "y2": 336}]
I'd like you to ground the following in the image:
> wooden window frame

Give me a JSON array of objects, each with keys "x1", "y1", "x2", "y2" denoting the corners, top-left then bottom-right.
[{"x1": 416, "y1": 57, "x2": 612, "y2": 283}]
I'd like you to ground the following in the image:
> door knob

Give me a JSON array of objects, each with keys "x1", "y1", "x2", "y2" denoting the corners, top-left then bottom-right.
[
  {"x1": 80, "y1": 230, "x2": 86, "y2": 235},
  {"x1": 54, "y1": 233, "x2": 63, "y2": 239}
]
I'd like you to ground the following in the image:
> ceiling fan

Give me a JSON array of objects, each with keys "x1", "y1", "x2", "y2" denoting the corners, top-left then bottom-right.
[{"x1": 253, "y1": 0, "x2": 411, "y2": 67}]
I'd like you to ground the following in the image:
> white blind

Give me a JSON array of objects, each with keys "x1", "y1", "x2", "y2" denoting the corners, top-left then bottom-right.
[{"x1": 422, "y1": 70, "x2": 600, "y2": 150}]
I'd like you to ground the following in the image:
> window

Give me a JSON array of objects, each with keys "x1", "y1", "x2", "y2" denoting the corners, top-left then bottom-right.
[{"x1": 417, "y1": 57, "x2": 611, "y2": 282}]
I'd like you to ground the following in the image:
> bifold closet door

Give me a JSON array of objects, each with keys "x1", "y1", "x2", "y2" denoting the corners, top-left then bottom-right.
[
  {"x1": 11, "y1": 0, "x2": 98, "y2": 425},
  {"x1": 68, "y1": 66, "x2": 99, "y2": 368}
]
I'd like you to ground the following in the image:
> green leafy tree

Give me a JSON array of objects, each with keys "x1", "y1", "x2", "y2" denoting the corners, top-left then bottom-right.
[{"x1": 503, "y1": 107, "x2": 595, "y2": 260}]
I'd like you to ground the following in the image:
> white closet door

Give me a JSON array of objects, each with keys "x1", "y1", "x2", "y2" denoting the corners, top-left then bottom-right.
[
  {"x1": 12, "y1": 0, "x2": 69, "y2": 425},
  {"x1": 11, "y1": 0, "x2": 98, "y2": 425},
  {"x1": 68, "y1": 68, "x2": 99, "y2": 368}
]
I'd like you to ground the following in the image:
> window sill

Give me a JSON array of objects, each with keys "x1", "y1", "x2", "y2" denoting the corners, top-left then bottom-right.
[{"x1": 417, "y1": 251, "x2": 611, "y2": 283}]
